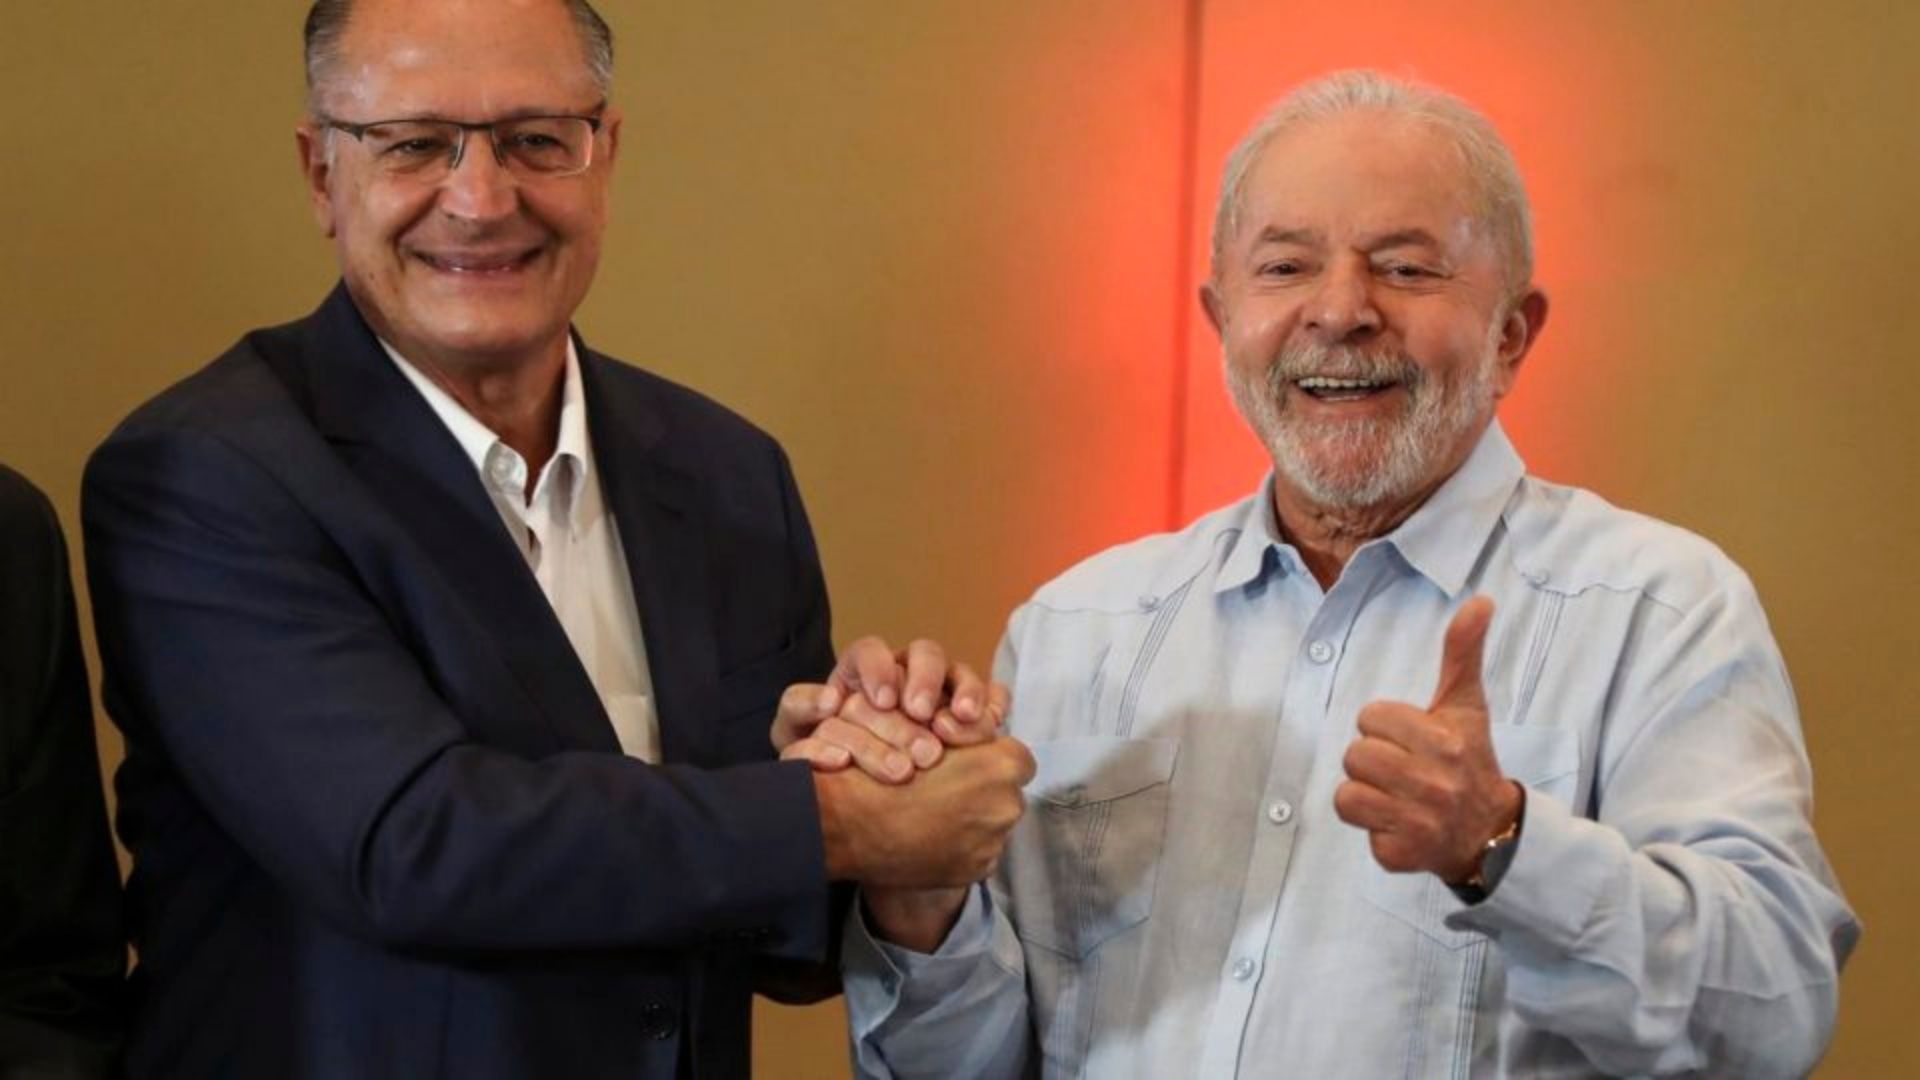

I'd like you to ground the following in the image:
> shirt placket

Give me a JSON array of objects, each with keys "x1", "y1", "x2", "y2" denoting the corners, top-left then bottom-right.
[{"x1": 1197, "y1": 550, "x2": 1383, "y2": 1078}]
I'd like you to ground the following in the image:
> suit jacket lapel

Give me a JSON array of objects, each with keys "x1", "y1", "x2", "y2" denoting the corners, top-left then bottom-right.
[
  {"x1": 292, "y1": 285, "x2": 620, "y2": 754},
  {"x1": 579, "y1": 346, "x2": 721, "y2": 769}
]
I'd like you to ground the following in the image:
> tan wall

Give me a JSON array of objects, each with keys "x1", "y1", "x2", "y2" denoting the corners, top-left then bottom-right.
[{"x1": 0, "y1": 2, "x2": 1912, "y2": 1075}]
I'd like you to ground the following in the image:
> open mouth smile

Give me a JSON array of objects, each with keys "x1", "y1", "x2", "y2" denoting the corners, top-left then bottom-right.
[
  {"x1": 1295, "y1": 376, "x2": 1396, "y2": 402},
  {"x1": 414, "y1": 248, "x2": 543, "y2": 276}
]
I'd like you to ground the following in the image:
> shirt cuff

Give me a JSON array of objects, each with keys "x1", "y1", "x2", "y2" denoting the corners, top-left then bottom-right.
[{"x1": 841, "y1": 885, "x2": 998, "y2": 1040}]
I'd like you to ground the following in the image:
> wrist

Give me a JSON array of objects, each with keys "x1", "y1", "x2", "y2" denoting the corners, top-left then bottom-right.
[
  {"x1": 1450, "y1": 780, "x2": 1526, "y2": 899},
  {"x1": 863, "y1": 886, "x2": 970, "y2": 953},
  {"x1": 813, "y1": 771, "x2": 854, "y2": 881}
]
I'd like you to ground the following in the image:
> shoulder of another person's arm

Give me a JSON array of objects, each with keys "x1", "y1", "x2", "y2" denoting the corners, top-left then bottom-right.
[{"x1": 0, "y1": 465, "x2": 59, "y2": 554}]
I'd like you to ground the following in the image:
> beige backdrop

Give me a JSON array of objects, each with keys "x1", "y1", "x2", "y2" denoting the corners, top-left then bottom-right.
[{"x1": 1, "y1": 2, "x2": 1913, "y2": 1076}]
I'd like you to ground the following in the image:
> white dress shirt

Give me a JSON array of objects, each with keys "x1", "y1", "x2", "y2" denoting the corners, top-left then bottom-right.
[
  {"x1": 844, "y1": 422, "x2": 1858, "y2": 1078},
  {"x1": 385, "y1": 340, "x2": 661, "y2": 762}
]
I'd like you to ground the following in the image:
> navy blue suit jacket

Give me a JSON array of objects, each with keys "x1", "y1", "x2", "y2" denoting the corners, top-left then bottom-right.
[{"x1": 83, "y1": 287, "x2": 841, "y2": 1078}]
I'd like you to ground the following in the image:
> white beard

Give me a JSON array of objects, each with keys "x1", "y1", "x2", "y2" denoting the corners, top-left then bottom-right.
[{"x1": 1225, "y1": 327, "x2": 1502, "y2": 510}]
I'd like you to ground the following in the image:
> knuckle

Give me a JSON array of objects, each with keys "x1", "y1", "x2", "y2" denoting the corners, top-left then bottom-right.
[
  {"x1": 1341, "y1": 739, "x2": 1367, "y2": 776},
  {"x1": 1374, "y1": 840, "x2": 1416, "y2": 874},
  {"x1": 1331, "y1": 782, "x2": 1358, "y2": 820}
]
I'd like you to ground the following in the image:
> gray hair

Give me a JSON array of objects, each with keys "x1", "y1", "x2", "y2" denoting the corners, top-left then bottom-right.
[
  {"x1": 303, "y1": 0, "x2": 615, "y2": 111},
  {"x1": 1210, "y1": 70, "x2": 1534, "y2": 295}
]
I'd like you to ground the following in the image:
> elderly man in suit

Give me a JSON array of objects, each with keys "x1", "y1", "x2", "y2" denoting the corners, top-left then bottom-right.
[{"x1": 81, "y1": 1, "x2": 1030, "y2": 1076}]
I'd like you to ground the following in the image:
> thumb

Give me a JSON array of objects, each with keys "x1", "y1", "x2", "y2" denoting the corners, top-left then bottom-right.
[{"x1": 1430, "y1": 596, "x2": 1494, "y2": 713}]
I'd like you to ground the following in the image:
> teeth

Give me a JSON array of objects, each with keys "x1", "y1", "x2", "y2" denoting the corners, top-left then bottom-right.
[
  {"x1": 1297, "y1": 376, "x2": 1384, "y2": 390},
  {"x1": 427, "y1": 254, "x2": 522, "y2": 272}
]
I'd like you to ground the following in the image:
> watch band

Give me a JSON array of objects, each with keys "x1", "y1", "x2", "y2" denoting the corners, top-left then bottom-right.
[{"x1": 1451, "y1": 782, "x2": 1527, "y2": 904}]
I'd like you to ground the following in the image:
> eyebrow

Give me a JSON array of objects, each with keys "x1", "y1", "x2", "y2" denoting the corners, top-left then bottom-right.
[
  {"x1": 1248, "y1": 226, "x2": 1447, "y2": 252},
  {"x1": 1360, "y1": 228, "x2": 1444, "y2": 251},
  {"x1": 1252, "y1": 226, "x2": 1320, "y2": 247}
]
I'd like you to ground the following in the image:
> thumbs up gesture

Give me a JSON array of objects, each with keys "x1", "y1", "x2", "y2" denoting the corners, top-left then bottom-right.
[{"x1": 1333, "y1": 596, "x2": 1524, "y2": 884}]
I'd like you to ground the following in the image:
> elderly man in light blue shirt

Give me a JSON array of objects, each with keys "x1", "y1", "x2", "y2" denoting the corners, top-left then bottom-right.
[{"x1": 782, "y1": 69, "x2": 1858, "y2": 1077}]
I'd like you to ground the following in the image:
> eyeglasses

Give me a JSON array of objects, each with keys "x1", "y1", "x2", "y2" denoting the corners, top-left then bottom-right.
[{"x1": 321, "y1": 104, "x2": 605, "y2": 182}]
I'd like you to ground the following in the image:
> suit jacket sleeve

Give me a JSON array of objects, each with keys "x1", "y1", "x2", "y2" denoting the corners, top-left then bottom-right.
[
  {"x1": 82, "y1": 422, "x2": 835, "y2": 960},
  {"x1": 0, "y1": 467, "x2": 126, "y2": 1077}
]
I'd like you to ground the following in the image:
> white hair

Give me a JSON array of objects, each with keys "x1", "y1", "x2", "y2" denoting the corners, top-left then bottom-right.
[{"x1": 1210, "y1": 70, "x2": 1534, "y2": 296}]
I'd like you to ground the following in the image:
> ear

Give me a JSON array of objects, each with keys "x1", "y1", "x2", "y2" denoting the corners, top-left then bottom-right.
[
  {"x1": 1492, "y1": 287, "x2": 1548, "y2": 396},
  {"x1": 294, "y1": 122, "x2": 339, "y2": 239},
  {"x1": 600, "y1": 107, "x2": 622, "y2": 168},
  {"x1": 1199, "y1": 279, "x2": 1227, "y2": 336}
]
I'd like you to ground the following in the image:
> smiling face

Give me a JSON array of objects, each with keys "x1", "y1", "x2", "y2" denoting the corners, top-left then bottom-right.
[
  {"x1": 295, "y1": 0, "x2": 619, "y2": 377},
  {"x1": 1204, "y1": 109, "x2": 1545, "y2": 514}
]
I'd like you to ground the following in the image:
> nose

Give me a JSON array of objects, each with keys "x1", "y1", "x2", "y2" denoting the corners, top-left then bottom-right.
[
  {"x1": 436, "y1": 133, "x2": 518, "y2": 222},
  {"x1": 1302, "y1": 256, "x2": 1382, "y2": 344}
]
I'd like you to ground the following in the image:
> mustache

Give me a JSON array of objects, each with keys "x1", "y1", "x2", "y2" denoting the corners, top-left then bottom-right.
[{"x1": 1266, "y1": 342, "x2": 1427, "y2": 389}]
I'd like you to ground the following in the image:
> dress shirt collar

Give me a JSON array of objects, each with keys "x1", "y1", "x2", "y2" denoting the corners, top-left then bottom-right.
[
  {"x1": 1381, "y1": 421, "x2": 1526, "y2": 597},
  {"x1": 1217, "y1": 481, "x2": 1290, "y2": 594},
  {"x1": 1216, "y1": 421, "x2": 1527, "y2": 598},
  {"x1": 382, "y1": 338, "x2": 595, "y2": 524}
]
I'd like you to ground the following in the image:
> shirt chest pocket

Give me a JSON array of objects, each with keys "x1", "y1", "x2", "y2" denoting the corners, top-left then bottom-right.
[
  {"x1": 998, "y1": 736, "x2": 1179, "y2": 960},
  {"x1": 1359, "y1": 722, "x2": 1583, "y2": 949}
]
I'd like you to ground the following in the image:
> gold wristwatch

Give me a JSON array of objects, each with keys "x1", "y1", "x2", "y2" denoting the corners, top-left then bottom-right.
[{"x1": 1452, "y1": 783, "x2": 1526, "y2": 904}]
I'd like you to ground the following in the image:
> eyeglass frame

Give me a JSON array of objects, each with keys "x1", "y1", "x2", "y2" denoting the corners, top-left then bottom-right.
[{"x1": 317, "y1": 102, "x2": 609, "y2": 180}]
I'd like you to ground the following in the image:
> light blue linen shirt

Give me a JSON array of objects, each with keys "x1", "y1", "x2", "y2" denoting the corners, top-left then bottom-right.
[{"x1": 843, "y1": 423, "x2": 1858, "y2": 1078}]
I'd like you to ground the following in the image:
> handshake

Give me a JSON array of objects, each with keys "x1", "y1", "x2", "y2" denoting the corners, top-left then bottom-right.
[{"x1": 771, "y1": 636, "x2": 1034, "y2": 951}]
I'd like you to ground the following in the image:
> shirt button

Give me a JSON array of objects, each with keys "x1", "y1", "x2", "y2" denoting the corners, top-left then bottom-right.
[
  {"x1": 1231, "y1": 957, "x2": 1258, "y2": 981},
  {"x1": 1307, "y1": 640, "x2": 1335, "y2": 664},
  {"x1": 1266, "y1": 800, "x2": 1293, "y2": 825},
  {"x1": 1137, "y1": 594, "x2": 1160, "y2": 612}
]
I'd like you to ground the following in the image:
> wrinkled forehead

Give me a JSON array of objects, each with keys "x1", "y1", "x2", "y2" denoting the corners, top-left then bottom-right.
[
  {"x1": 1237, "y1": 112, "x2": 1489, "y2": 256},
  {"x1": 315, "y1": 0, "x2": 600, "y2": 119}
]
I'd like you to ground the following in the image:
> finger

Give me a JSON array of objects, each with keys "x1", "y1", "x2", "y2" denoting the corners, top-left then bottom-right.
[
  {"x1": 1000, "y1": 734, "x2": 1038, "y2": 786},
  {"x1": 944, "y1": 661, "x2": 988, "y2": 724},
  {"x1": 769, "y1": 682, "x2": 838, "y2": 751},
  {"x1": 841, "y1": 695, "x2": 944, "y2": 768},
  {"x1": 1356, "y1": 701, "x2": 1470, "y2": 765},
  {"x1": 985, "y1": 681, "x2": 1010, "y2": 728},
  {"x1": 1332, "y1": 778, "x2": 1399, "y2": 831},
  {"x1": 780, "y1": 736, "x2": 852, "y2": 771},
  {"x1": 832, "y1": 636, "x2": 902, "y2": 710},
  {"x1": 1340, "y1": 734, "x2": 1419, "y2": 792},
  {"x1": 931, "y1": 708, "x2": 998, "y2": 747},
  {"x1": 812, "y1": 716, "x2": 916, "y2": 783},
  {"x1": 1353, "y1": 700, "x2": 1432, "y2": 748},
  {"x1": 1430, "y1": 596, "x2": 1494, "y2": 714},
  {"x1": 899, "y1": 639, "x2": 950, "y2": 721}
]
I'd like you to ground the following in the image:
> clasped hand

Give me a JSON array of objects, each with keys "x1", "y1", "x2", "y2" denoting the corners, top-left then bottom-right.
[{"x1": 772, "y1": 637, "x2": 1032, "y2": 949}]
